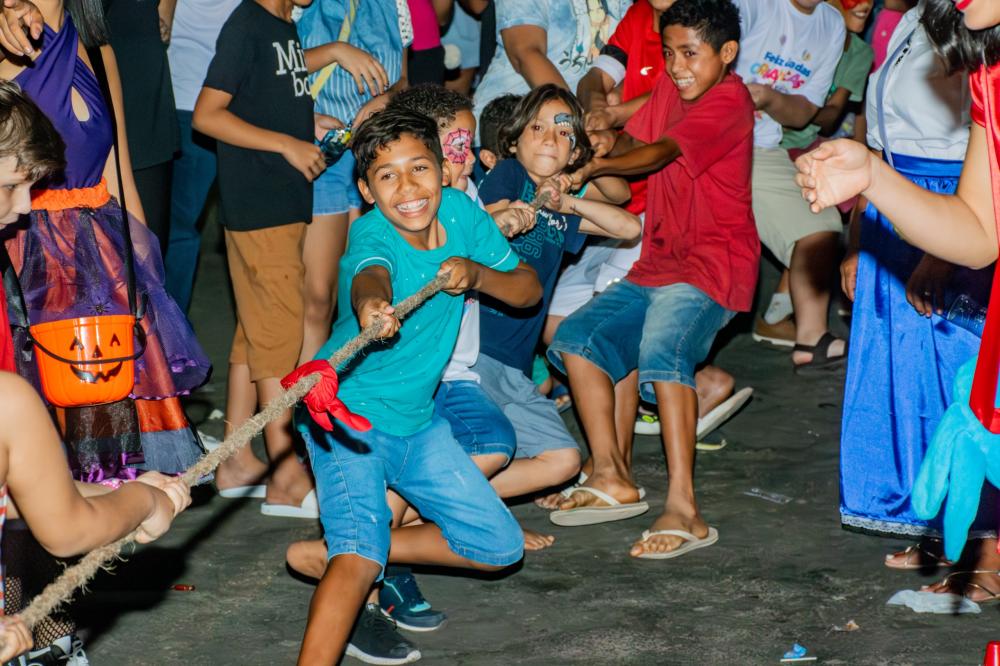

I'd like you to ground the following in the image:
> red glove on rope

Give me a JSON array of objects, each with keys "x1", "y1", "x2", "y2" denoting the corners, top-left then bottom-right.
[{"x1": 281, "y1": 360, "x2": 372, "y2": 432}]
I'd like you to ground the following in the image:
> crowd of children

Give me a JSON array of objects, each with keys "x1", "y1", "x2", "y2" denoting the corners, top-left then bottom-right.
[{"x1": 0, "y1": 0, "x2": 998, "y2": 663}]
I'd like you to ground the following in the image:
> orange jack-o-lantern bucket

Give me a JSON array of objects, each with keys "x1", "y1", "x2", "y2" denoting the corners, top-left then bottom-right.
[{"x1": 29, "y1": 315, "x2": 144, "y2": 408}]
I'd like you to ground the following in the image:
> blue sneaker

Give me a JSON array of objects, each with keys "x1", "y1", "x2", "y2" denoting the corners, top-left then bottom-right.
[{"x1": 380, "y1": 573, "x2": 447, "y2": 632}]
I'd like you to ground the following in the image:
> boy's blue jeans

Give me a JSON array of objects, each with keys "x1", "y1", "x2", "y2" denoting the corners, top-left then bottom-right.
[
  {"x1": 298, "y1": 407, "x2": 524, "y2": 578},
  {"x1": 548, "y1": 281, "x2": 735, "y2": 403}
]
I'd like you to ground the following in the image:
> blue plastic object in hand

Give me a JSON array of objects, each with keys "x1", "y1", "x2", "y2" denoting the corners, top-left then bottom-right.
[{"x1": 913, "y1": 356, "x2": 1000, "y2": 561}]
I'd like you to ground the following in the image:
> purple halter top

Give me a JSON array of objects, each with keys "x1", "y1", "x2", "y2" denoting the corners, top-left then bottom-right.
[{"x1": 15, "y1": 13, "x2": 113, "y2": 191}]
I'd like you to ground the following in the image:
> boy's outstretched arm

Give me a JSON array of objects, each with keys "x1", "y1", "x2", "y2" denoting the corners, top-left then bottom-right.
[
  {"x1": 351, "y1": 265, "x2": 401, "y2": 339},
  {"x1": 572, "y1": 131, "x2": 681, "y2": 182},
  {"x1": 746, "y1": 84, "x2": 818, "y2": 131},
  {"x1": 193, "y1": 87, "x2": 326, "y2": 181},
  {"x1": 438, "y1": 257, "x2": 542, "y2": 308},
  {"x1": 566, "y1": 197, "x2": 641, "y2": 241}
]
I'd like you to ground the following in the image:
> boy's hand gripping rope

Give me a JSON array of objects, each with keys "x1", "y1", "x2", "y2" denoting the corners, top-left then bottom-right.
[{"x1": 6, "y1": 272, "x2": 452, "y2": 637}]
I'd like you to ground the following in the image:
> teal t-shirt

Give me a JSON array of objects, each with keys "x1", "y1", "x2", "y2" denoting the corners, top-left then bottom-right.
[{"x1": 315, "y1": 187, "x2": 519, "y2": 436}]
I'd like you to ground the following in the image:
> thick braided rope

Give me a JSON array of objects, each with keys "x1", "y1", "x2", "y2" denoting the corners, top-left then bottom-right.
[{"x1": 15, "y1": 273, "x2": 451, "y2": 631}]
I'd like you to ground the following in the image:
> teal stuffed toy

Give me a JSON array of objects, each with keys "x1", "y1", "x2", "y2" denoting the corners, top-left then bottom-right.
[{"x1": 913, "y1": 357, "x2": 1000, "y2": 562}]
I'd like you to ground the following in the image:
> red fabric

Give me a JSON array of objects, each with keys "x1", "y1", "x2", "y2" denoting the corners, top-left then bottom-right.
[
  {"x1": 969, "y1": 63, "x2": 1000, "y2": 433},
  {"x1": 281, "y1": 360, "x2": 372, "y2": 432},
  {"x1": 606, "y1": 0, "x2": 665, "y2": 216},
  {"x1": 0, "y1": 288, "x2": 14, "y2": 373},
  {"x1": 623, "y1": 73, "x2": 759, "y2": 312},
  {"x1": 406, "y1": 0, "x2": 441, "y2": 51}
]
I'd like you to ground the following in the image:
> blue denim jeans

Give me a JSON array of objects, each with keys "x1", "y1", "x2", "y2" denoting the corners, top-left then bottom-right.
[
  {"x1": 548, "y1": 280, "x2": 734, "y2": 402},
  {"x1": 165, "y1": 109, "x2": 217, "y2": 314},
  {"x1": 298, "y1": 408, "x2": 524, "y2": 577},
  {"x1": 434, "y1": 380, "x2": 516, "y2": 462}
]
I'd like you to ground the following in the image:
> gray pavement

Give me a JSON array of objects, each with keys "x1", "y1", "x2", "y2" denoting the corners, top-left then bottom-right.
[{"x1": 73, "y1": 210, "x2": 1000, "y2": 665}]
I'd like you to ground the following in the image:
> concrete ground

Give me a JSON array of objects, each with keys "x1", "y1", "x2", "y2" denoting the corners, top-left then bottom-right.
[{"x1": 69, "y1": 210, "x2": 1000, "y2": 665}]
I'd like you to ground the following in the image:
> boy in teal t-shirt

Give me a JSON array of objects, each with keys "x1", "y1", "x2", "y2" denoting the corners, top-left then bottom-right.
[{"x1": 289, "y1": 108, "x2": 542, "y2": 665}]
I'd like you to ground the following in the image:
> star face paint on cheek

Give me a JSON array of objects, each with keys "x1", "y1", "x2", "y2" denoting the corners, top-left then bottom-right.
[
  {"x1": 553, "y1": 112, "x2": 576, "y2": 150},
  {"x1": 443, "y1": 128, "x2": 472, "y2": 165}
]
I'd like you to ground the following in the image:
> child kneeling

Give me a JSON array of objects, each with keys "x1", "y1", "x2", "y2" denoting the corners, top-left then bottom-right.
[
  {"x1": 548, "y1": 0, "x2": 758, "y2": 559},
  {"x1": 290, "y1": 108, "x2": 542, "y2": 665}
]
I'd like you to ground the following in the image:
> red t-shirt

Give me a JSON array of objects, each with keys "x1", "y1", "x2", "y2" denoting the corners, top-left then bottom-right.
[
  {"x1": 623, "y1": 73, "x2": 759, "y2": 312},
  {"x1": 603, "y1": 0, "x2": 664, "y2": 215}
]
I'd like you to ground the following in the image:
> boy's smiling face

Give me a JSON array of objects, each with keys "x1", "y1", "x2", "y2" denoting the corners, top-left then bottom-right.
[
  {"x1": 514, "y1": 99, "x2": 580, "y2": 183},
  {"x1": 0, "y1": 156, "x2": 34, "y2": 229},
  {"x1": 358, "y1": 134, "x2": 448, "y2": 242},
  {"x1": 439, "y1": 109, "x2": 476, "y2": 193},
  {"x1": 662, "y1": 25, "x2": 737, "y2": 102}
]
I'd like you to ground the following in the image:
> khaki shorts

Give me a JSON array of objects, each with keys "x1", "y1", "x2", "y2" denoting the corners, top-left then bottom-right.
[
  {"x1": 752, "y1": 147, "x2": 842, "y2": 266},
  {"x1": 225, "y1": 223, "x2": 306, "y2": 382}
]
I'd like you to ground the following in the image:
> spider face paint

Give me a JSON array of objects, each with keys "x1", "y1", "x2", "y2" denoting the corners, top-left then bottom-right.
[
  {"x1": 443, "y1": 128, "x2": 473, "y2": 165},
  {"x1": 553, "y1": 113, "x2": 576, "y2": 150}
]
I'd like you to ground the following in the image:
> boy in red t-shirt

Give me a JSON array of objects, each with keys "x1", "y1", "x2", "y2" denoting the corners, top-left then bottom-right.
[{"x1": 548, "y1": 0, "x2": 758, "y2": 559}]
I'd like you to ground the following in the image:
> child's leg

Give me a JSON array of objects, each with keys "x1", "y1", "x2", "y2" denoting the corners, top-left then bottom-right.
[
  {"x1": 628, "y1": 283, "x2": 733, "y2": 556},
  {"x1": 546, "y1": 282, "x2": 648, "y2": 508},
  {"x1": 223, "y1": 225, "x2": 311, "y2": 506},
  {"x1": 216, "y1": 327, "x2": 267, "y2": 490},
  {"x1": 299, "y1": 210, "x2": 354, "y2": 364},
  {"x1": 391, "y1": 416, "x2": 523, "y2": 570}
]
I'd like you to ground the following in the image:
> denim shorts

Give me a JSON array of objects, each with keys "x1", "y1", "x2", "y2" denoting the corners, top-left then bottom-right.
[
  {"x1": 548, "y1": 281, "x2": 734, "y2": 402},
  {"x1": 299, "y1": 408, "x2": 524, "y2": 577},
  {"x1": 434, "y1": 380, "x2": 516, "y2": 462},
  {"x1": 471, "y1": 354, "x2": 579, "y2": 460},
  {"x1": 313, "y1": 151, "x2": 362, "y2": 216}
]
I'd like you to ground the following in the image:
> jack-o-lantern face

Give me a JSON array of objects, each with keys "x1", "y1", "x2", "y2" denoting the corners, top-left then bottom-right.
[
  {"x1": 68, "y1": 332, "x2": 125, "y2": 383},
  {"x1": 31, "y1": 315, "x2": 137, "y2": 408}
]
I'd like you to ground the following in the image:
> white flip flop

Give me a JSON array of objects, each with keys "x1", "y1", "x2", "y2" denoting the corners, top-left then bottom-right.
[
  {"x1": 218, "y1": 484, "x2": 266, "y2": 499},
  {"x1": 696, "y1": 387, "x2": 753, "y2": 440},
  {"x1": 558, "y1": 472, "x2": 646, "y2": 501},
  {"x1": 260, "y1": 489, "x2": 319, "y2": 519},
  {"x1": 549, "y1": 486, "x2": 649, "y2": 526},
  {"x1": 633, "y1": 527, "x2": 719, "y2": 560}
]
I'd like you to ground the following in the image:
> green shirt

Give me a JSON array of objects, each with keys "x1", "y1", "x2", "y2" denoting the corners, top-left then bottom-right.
[
  {"x1": 781, "y1": 34, "x2": 875, "y2": 150},
  {"x1": 315, "y1": 187, "x2": 519, "y2": 436}
]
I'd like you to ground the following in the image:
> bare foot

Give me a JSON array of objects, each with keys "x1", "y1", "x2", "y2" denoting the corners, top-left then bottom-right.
[
  {"x1": 286, "y1": 539, "x2": 328, "y2": 579},
  {"x1": 695, "y1": 366, "x2": 734, "y2": 419},
  {"x1": 557, "y1": 471, "x2": 639, "y2": 511},
  {"x1": 523, "y1": 527, "x2": 555, "y2": 551},
  {"x1": 215, "y1": 454, "x2": 269, "y2": 492},
  {"x1": 629, "y1": 503, "x2": 708, "y2": 558}
]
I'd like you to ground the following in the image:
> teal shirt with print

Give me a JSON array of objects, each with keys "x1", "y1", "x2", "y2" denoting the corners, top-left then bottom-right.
[{"x1": 315, "y1": 187, "x2": 519, "y2": 436}]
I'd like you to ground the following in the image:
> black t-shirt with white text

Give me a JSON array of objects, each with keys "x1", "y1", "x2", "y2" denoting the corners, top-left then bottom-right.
[{"x1": 203, "y1": 0, "x2": 313, "y2": 231}]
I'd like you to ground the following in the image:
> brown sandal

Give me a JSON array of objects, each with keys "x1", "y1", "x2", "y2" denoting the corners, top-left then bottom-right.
[
  {"x1": 884, "y1": 543, "x2": 953, "y2": 571},
  {"x1": 937, "y1": 570, "x2": 1000, "y2": 604}
]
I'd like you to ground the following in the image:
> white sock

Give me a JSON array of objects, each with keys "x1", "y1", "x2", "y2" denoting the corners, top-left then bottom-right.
[{"x1": 764, "y1": 292, "x2": 793, "y2": 324}]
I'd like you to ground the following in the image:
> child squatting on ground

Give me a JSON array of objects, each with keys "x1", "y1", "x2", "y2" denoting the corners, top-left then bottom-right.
[
  {"x1": 0, "y1": 80, "x2": 191, "y2": 662},
  {"x1": 548, "y1": 0, "x2": 760, "y2": 558},
  {"x1": 283, "y1": 108, "x2": 543, "y2": 666}
]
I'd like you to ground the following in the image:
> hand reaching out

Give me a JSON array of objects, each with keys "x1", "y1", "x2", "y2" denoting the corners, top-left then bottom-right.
[
  {"x1": 314, "y1": 113, "x2": 345, "y2": 142},
  {"x1": 795, "y1": 139, "x2": 876, "y2": 214},
  {"x1": 134, "y1": 475, "x2": 192, "y2": 544},
  {"x1": 587, "y1": 129, "x2": 616, "y2": 158},
  {"x1": 0, "y1": 0, "x2": 43, "y2": 57},
  {"x1": 840, "y1": 250, "x2": 859, "y2": 302},
  {"x1": 357, "y1": 298, "x2": 400, "y2": 339}
]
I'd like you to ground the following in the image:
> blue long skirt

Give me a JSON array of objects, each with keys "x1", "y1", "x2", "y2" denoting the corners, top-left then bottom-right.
[{"x1": 840, "y1": 152, "x2": 996, "y2": 538}]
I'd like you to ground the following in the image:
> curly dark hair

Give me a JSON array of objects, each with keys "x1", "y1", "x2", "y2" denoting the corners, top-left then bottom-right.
[
  {"x1": 922, "y1": 0, "x2": 1000, "y2": 74},
  {"x1": 351, "y1": 108, "x2": 445, "y2": 184},
  {"x1": 496, "y1": 84, "x2": 593, "y2": 172},
  {"x1": 0, "y1": 81, "x2": 65, "y2": 182},
  {"x1": 386, "y1": 84, "x2": 472, "y2": 130},
  {"x1": 660, "y1": 0, "x2": 741, "y2": 51},
  {"x1": 479, "y1": 93, "x2": 522, "y2": 156}
]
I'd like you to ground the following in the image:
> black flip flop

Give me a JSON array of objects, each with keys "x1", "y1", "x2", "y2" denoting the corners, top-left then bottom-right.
[{"x1": 793, "y1": 332, "x2": 847, "y2": 375}]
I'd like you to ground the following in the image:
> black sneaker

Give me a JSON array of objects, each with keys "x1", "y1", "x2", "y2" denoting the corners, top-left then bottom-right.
[
  {"x1": 380, "y1": 572, "x2": 447, "y2": 632},
  {"x1": 345, "y1": 603, "x2": 421, "y2": 665},
  {"x1": 4, "y1": 634, "x2": 75, "y2": 666}
]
